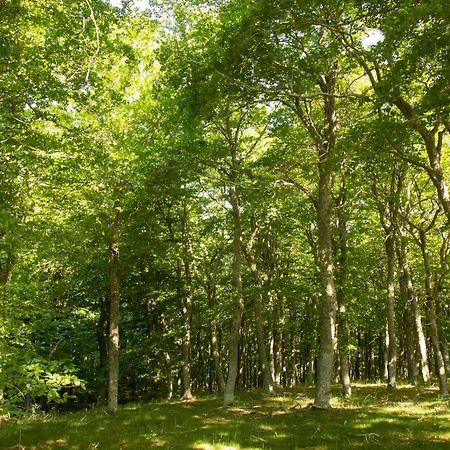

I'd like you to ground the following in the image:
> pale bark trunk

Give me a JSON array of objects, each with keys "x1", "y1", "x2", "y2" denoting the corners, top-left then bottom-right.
[
  {"x1": 385, "y1": 233, "x2": 397, "y2": 389},
  {"x1": 223, "y1": 160, "x2": 245, "y2": 406},
  {"x1": 255, "y1": 292, "x2": 273, "y2": 391},
  {"x1": 396, "y1": 239, "x2": 429, "y2": 383},
  {"x1": 306, "y1": 354, "x2": 314, "y2": 385},
  {"x1": 314, "y1": 159, "x2": 338, "y2": 408},
  {"x1": 419, "y1": 230, "x2": 448, "y2": 395},
  {"x1": 207, "y1": 283, "x2": 225, "y2": 392},
  {"x1": 336, "y1": 169, "x2": 351, "y2": 398},
  {"x1": 165, "y1": 352, "x2": 173, "y2": 400},
  {"x1": 293, "y1": 69, "x2": 339, "y2": 409},
  {"x1": 108, "y1": 200, "x2": 121, "y2": 413},
  {"x1": 383, "y1": 326, "x2": 389, "y2": 381},
  {"x1": 245, "y1": 241, "x2": 274, "y2": 392},
  {"x1": 210, "y1": 317, "x2": 225, "y2": 392},
  {"x1": 180, "y1": 202, "x2": 194, "y2": 400},
  {"x1": 273, "y1": 299, "x2": 284, "y2": 386},
  {"x1": 288, "y1": 325, "x2": 297, "y2": 387},
  {"x1": 180, "y1": 290, "x2": 193, "y2": 400},
  {"x1": 441, "y1": 340, "x2": 450, "y2": 375}
]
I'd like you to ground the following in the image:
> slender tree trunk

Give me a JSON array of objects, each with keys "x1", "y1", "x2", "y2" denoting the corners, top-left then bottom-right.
[
  {"x1": 441, "y1": 340, "x2": 450, "y2": 375},
  {"x1": 383, "y1": 327, "x2": 389, "y2": 381},
  {"x1": 274, "y1": 299, "x2": 284, "y2": 386},
  {"x1": 108, "y1": 200, "x2": 121, "y2": 413},
  {"x1": 288, "y1": 326, "x2": 297, "y2": 387},
  {"x1": 180, "y1": 202, "x2": 194, "y2": 400},
  {"x1": 336, "y1": 167, "x2": 351, "y2": 397},
  {"x1": 306, "y1": 353, "x2": 315, "y2": 386},
  {"x1": 180, "y1": 289, "x2": 193, "y2": 400},
  {"x1": 384, "y1": 233, "x2": 397, "y2": 389},
  {"x1": 207, "y1": 284, "x2": 225, "y2": 392},
  {"x1": 223, "y1": 161, "x2": 245, "y2": 406},
  {"x1": 397, "y1": 239, "x2": 430, "y2": 384},
  {"x1": 245, "y1": 242, "x2": 274, "y2": 392},
  {"x1": 165, "y1": 352, "x2": 173, "y2": 400},
  {"x1": 97, "y1": 297, "x2": 109, "y2": 369},
  {"x1": 419, "y1": 231, "x2": 448, "y2": 395}
]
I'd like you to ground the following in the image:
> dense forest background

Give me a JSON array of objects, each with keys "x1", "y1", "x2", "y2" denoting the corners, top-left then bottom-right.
[{"x1": 1, "y1": 0, "x2": 449, "y2": 416}]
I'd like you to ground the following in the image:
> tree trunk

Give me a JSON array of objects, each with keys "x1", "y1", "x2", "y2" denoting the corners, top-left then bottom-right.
[
  {"x1": 274, "y1": 298, "x2": 284, "y2": 386},
  {"x1": 419, "y1": 230, "x2": 448, "y2": 395},
  {"x1": 313, "y1": 156, "x2": 338, "y2": 408},
  {"x1": 397, "y1": 239, "x2": 430, "y2": 384},
  {"x1": 306, "y1": 69, "x2": 339, "y2": 409},
  {"x1": 245, "y1": 242, "x2": 274, "y2": 392},
  {"x1": 336, "y1": 167, "x2": 351, "y2": 397},
  {"x1": 223, "y1": 162, "x2": 245, "y2": 406},
  {"x1": 165, "y1": 352, "x2": 173, "y2": 400},
  {"x1": 207, "y1": 284, "x2": 225, "y2": 392},
  {"x1": 384, "y1": 233, "x2": 397, "y2": 389},
  {"x1": 108, "y1": 200, "x2": 121, "y2": 413},
  {"x1": 180, "y1": 202, "x2": 194, "y2": 400}
]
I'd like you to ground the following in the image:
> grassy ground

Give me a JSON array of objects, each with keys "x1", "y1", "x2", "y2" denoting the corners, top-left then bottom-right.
[{"x1": 1, "y1": 383, "x2": 449, "y2": 449}]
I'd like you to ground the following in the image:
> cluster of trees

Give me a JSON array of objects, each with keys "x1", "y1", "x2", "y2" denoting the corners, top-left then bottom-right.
[{"x1": 1, "y1": 0, "x2": 449, "y2": 414}]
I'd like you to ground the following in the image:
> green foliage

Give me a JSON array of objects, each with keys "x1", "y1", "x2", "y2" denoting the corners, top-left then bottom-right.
[{"x1": 0, "y1": 353, "x2": 85, "y2": 416}]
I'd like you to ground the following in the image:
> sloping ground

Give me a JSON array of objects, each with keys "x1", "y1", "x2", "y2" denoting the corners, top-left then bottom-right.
[{"x1": 1, "y1": 384, "x2": 449, "y2": 449}]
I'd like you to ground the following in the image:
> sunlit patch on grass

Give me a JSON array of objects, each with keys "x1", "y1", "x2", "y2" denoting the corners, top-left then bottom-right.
[
  {"x1": 191, "y1": 442, "x2": 243, "y2": 449},
  {"x1": 1, "y1": 384, "x2": 450, "y2": 449},
  {"x1": 45, "y1": 438, "x2": 67, "y2": 446}
]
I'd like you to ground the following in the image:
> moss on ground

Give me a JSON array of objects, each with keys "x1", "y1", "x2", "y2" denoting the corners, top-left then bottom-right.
[{"x1": 1, "y1": 383, "x2": 449, "y2": 449}]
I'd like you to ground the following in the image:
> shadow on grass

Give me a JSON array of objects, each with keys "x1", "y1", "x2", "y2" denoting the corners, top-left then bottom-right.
[{"x1": 1, "y1": 384, "x2": 449, "y2": 449}]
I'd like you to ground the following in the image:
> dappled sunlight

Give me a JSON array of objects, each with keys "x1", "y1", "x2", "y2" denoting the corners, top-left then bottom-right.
[
  {"x1": 2, "y1": 385, "x2": 450, "y2": 449},
  {"x1": 191, "y1": 442, "x2": 243, "y2": 450},
  {"x1": 45, "y1": 439, "x2": 67, "y2": 446}
]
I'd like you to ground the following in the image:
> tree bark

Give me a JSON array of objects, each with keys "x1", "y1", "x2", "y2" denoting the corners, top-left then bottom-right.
[
  {"x1": 313, "y1": 154, "x2": 338, "y2": 408},
  {"x1": 180, "y1": 202, "x2": 193, "y2": 400},
  {"x1": 108, "y1": 199, "x2": 121, "y2": 413},
  {"x1": 396, "y1": 238, "x2": 430, "y2": 384},
  {"x1": 419, "y1": 230, "x2": 448, "y2": 395},
  {"x1": 246, "y1": 254, "x2": 274, "y2": 392},
  {"x1": 384, "y1": 233, "x2": 397, "y2": 389},
  {"x1": 223, "y1": 158, "x2": 245, "y2": 406},
  {"x1": 336, "y1": 167, "x2": 351, "y2": 397},
  {"x1": 206, "y1": 279, "x2": 225, "y2": 392},
  {"x1": 312, "y1": 70, "x2": 339, "y2": 409}
]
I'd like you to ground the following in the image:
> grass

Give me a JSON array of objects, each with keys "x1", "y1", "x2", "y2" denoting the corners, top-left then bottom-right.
[{"x1": 1, "y1": 383, "x2": 450, "y2": 449}]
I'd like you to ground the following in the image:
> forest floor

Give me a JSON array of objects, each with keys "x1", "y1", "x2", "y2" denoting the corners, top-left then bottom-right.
[{"x1": 1, "y1": 383, "x2": 449, "y2": 449}]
